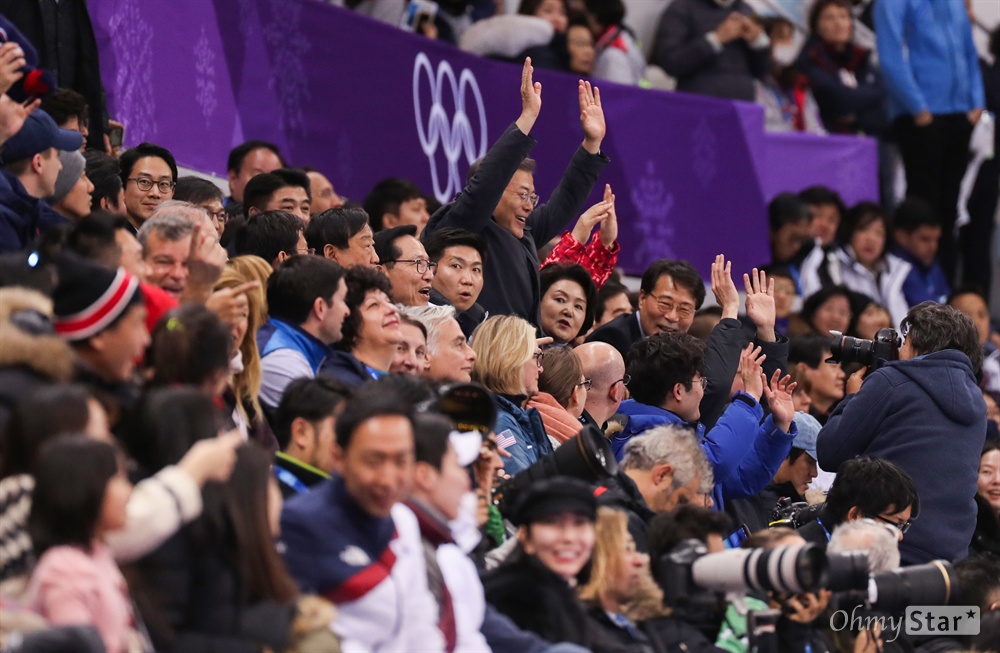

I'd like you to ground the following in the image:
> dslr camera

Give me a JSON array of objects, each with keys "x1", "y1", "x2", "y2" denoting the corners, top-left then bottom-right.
[{"x1": 827, "y1": 327, "x2": 901, "y2": 373}]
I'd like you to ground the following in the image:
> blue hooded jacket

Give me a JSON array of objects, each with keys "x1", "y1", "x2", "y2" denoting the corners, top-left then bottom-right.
[
  {"x1": 817, "y1": 350, "x2": 987, "y2": 565},
  {"x1": 614, "y1": 395, "x2": 795, "y2": 511}
]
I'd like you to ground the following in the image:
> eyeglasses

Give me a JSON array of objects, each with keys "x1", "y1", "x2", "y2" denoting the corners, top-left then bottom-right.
[
  {"x1": 875, "y1": 515, "x2": 912, "y2": 535},
  {"x1": 648, "y1": 295, "x2": 695, "y2": 320},
  {"x1": 693, "y1": 376, "x2": 708, "y2": 390},
  {"x1": 507, "y1": 189, "x2": 540, "y2": 207},
  {"x1": 532, "y1": 351, "x2": 544, "y2": 367},
  {"x1": 286, "y1": 247, "x2": 316, "y2": 256},
  {"x1": 386, "y1": 259, "x2": 437, "y2": 274},
  {"x1": 127, "y1": 177, "x2": 175, "y2": 194},
  {"x1": 576, "y1": 378, "x2": 592, "y2": 390},
  {"x1": 614, "y1": 374, "x2": 631, "y2": 387}
]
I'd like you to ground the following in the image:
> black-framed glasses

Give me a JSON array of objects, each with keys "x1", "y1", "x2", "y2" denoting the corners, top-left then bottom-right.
[
  {"x1": 875, "y1": 515, "x2": 912, "y2": 535},
  {"x1": 386, "y1": 258, "x2": 437, "y2": 274},
  {"x1": 532, "y1": 351, "x2": 544, "y2": 367},
  {"x1": 507, "y1": 189, "x2": 539, "y2": 207},
  {"x1": 614, "y1": 374, "x2": 631, "y2": 387},
  {"x1": 127, "y1": 177, "x2": 175, "y2": 194},
  {"x1": 576, "y1": 378, "x2": 592, "y2": 390}
]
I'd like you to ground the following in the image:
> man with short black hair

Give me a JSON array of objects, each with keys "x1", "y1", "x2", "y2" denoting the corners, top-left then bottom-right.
[
  {"x1": 174, "y1": 177, "x2": 226, "y2": 238},
  {"x1": 0, "y1": 109, "x2": 83, "y2": 251},
  {"x1": 425, "y1": 227, "x2": 488, "y2": 338},
  {"x1": 796, "y1": 457, "x2": 919, "y2": 550},
  {"x1": 306, "y1": 206, "x2": 379, "y2": 268},
  {"x1": 303, "y1": 167, "x2": 343, "y2": 215},
  {"x1": 242, "y1": 168, "x2": 311, "y2": 223},
  {"x1": 615, "y1": 332, "x2": 796, "y2": 519},
  {"x1": 798, "y1": 185, "x2": 845, "y2": 249},
  {"x1": 587, "y1": 258, "x2": 705, "y2": 360},
  {"x1": 40, "y1": 88, "x2": 89, "y2": 147},
  {"x1": 259, "y1": 256, "x2": 349, "y2": 410},
  {"x1": 272, "y1": 377, "x2": 351, "y2": 498},
  {"x1": 234, "y1": 210, "x2": 308, "y2": 269},
  {"x1": 364, "y1": 177, "x2": 429, "y2": 235},
  {"x1": 280, "y1": 383, "x2": 445, "y2": 652},
  {"x1": 788, "y1": 335, "x2": 846, "y2": 424},
  {"x1": 118, "y1": 142, "x2": 178, "y2": 232},
  {"x1": 422, "y1": 60, "x2": 609, "y2": 323},
  {"x1": 817, "y1": 301, "x2": 987, "y2": 563},
  {"x1": 891, "y1": 197, "x2": 948, "y2": 306},
  {"x1": 83, "y1": 150, "x2": 124, "y2": 216},
  {"x1": 374, "y1": 225, "x2": 434, "y2": 307},
  {"x1": 766, "y1": 192, "x2": 812, "y2": 270},
  {"x1": 226, "y1": 139, "x2": 285, "y2": 204}
]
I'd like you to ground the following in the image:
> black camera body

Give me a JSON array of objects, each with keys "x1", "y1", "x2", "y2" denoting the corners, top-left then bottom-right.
[{"x1": 827, "y1": 327, "x2": 901, "y2": 373}]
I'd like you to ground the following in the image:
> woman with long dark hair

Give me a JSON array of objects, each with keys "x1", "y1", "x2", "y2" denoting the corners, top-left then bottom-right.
[{"x1": 27, "y1": 436, "x2": 141, "y2": 653}]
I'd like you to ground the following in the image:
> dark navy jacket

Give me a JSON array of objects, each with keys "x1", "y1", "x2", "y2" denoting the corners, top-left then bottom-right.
[
  {"x1": 891, "y1": 245, "x2": 950, "y2": 307},
  {"x1": 0, "y1": 170, "x2": 69, "y2": 253},
  {"x1": 494, "y1": 394, "x2": 552, "y2": 476},
  {"x1": 817, "y1": 350, "x2": 988, "y2": 564}
]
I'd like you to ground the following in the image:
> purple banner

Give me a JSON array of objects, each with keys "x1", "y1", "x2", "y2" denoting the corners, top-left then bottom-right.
[{"x1": 87, "y1": 0, "x2": 878, "y2": 276}]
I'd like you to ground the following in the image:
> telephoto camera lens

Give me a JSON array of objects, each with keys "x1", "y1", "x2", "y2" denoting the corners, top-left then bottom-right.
[
  {"x1": 691, "y1": 544, "x2": 828, "y2": 595},
  {"x1": 868, "y1": 560, "x2": 958, "y2": 612},
  {"x1": 824, "y1": 551, "x2": 871, "y2": 592}
]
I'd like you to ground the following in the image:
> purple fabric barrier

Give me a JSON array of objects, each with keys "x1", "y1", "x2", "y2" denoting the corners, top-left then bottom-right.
[{"x1": 87, "y1": 0, "x2": 877, "y2": 276}]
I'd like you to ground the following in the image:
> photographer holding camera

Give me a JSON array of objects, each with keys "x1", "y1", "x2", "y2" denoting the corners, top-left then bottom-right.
[{"x1": 817, "y1": 302, "x2": 988, "y2": 564}]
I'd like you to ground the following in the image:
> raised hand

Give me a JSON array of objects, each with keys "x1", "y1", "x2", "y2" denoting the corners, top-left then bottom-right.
[
  {"x1": 0, "y1": 95, "x2": 40, "y2": 146},
  {"x1": 182, "y1": 222, "x2": 228, "y2": 303},
  {"x1": 762, "y1": 369, "x2": 797, "y2": 432},
  {"x1": 206, "y1": 280, "x2": 259, "y2": 333},
  {"x1": 515, "y1": 57, "x2": 542, "y2": 135},
  {"x1": 0, "y1": 42, "x2": 27, "y2": 95},
  {"x1": 176, "y1": 431, "x2": 242, "y2": 486},
  {"x1": 579, "y1": 80, "x2": 605, "y2": 154},
  {"x1": 711, "y1": 254, "x2": 739, "y2": 320},
  {"x1": 739, "y1": 343, "x2": 766, "y2": 401},
  {"x1": 571, "y1": 192, "x2": 612, "y2": 246},
  {"x1": 744, "y1": 267, "x2": 776, "y2": 342},
  {"x1": 598, "y1": 183, "x2": 617, "y2": 249}
]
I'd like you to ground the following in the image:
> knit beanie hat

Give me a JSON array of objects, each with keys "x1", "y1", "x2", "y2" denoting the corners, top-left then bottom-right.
[
  {"x1": 52, "y1": 253, "x2": 141, "y2": 341},
  {"x1": 46, "y1": 149, "x2": 86, "y2": 205}
]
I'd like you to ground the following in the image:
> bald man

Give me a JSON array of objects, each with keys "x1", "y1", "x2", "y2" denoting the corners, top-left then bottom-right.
[{"x1": 575, "y1": 341, "x2": 627, "y2": 429}]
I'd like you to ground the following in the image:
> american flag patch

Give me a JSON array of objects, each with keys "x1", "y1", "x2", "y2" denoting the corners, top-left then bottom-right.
[{"x1": 495, "y1": 429, "x2": 517, "y2": 451}]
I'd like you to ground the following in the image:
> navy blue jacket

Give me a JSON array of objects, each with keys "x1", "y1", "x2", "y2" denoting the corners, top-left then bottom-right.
[
  {"x1": 816, "y1": 350, "x2": 987, "y2": 564},
  {"x1": 320, "y1": 348, "x2": 378, "y2": 389},
  {"x1": 891, "y1": 245, "x2": 950, "y2": 307},
  {"x1": 494, "y1": 394, "x2": 553, "y2": 476},
  {"x1": 794, "y1": 36, "x2": 886, "y2": 136},
  {"x1": 423, "y1": 123, "x2": 608, "y2": 323},
  {"x1": 0, "y1": 170, "x2": 69, "y2": 253}
]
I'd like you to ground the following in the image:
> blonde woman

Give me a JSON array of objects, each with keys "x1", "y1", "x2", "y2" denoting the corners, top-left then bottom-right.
[
  {"x1": 214, "y1": 263, "x2": 275, "y2": 450},
  {"x1": 471, "y1": 315, "x2": 551, "y2": 475},
  {"x1": 579, "y1": 508, "x2": 718, "y2": 652}
]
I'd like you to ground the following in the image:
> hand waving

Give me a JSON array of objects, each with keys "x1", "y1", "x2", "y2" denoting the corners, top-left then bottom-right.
[
  {"x1": 711, "y1": 254, "x2": 739, "y2": 320},
  {"x1": 579, "y1": 80, "x2": 605, "y2": 154},
  {"x1": 0, "y1": 42, "x2": 26, "y2": 95},
  {"x1": 739, "y1": 344, "x2": 766, "y2": 401},
  {"x1": 598, "y1": 184, "x2": 617, "y2": 249},
  {"x1": 515, "y1": 57, "x2": 542, "y2": 135},
  {"x1": 762, "y1": 370, "x2": 797, "y2": 432},
  {"x1": 744, "y1": 267, "x2": 776, "y2": 342},
  {"x1": 0, "y1": 95, "x2": 40, "y2": 146}
]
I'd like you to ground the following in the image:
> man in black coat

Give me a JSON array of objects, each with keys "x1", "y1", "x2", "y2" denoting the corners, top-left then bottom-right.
[{"x1": 422, "y1": 58, "x2": 609, "y2": 324}]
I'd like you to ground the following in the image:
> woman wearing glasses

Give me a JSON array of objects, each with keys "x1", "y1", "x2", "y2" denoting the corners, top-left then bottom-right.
[
  {"x1": 471, "y1": 315, "x2": 552, "y2": 476},
  {"x1": 528, "y1": 345, "x2": 587, "y2": 447}
]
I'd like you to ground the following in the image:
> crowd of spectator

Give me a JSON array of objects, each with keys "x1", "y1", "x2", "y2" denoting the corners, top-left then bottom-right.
[{"x1": 0, "y1": 2, "x2": 998, "y2": 653}]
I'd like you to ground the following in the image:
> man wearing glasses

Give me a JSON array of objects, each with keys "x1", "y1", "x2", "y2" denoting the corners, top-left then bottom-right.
[
  {"x1": 374, "y1": 225, "x2": 435, "y2": 307},
  {"x1": 574, "y1": 341, "x2": 627, "y2": 430},
  {"x1": 118, "y1": 142, "x2": 177, "y2": 233},
  {"x1": 421, "y1": 58, "x2": 608, "y2": 323},
  {"x1": 817, "y1": 301, "x2": 987, "y2": 565}
]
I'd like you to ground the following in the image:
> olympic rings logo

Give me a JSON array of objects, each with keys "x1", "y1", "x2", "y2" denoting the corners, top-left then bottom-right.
[{"x1": 413, "y1": 53, "x2": 488, "y2": 203}]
